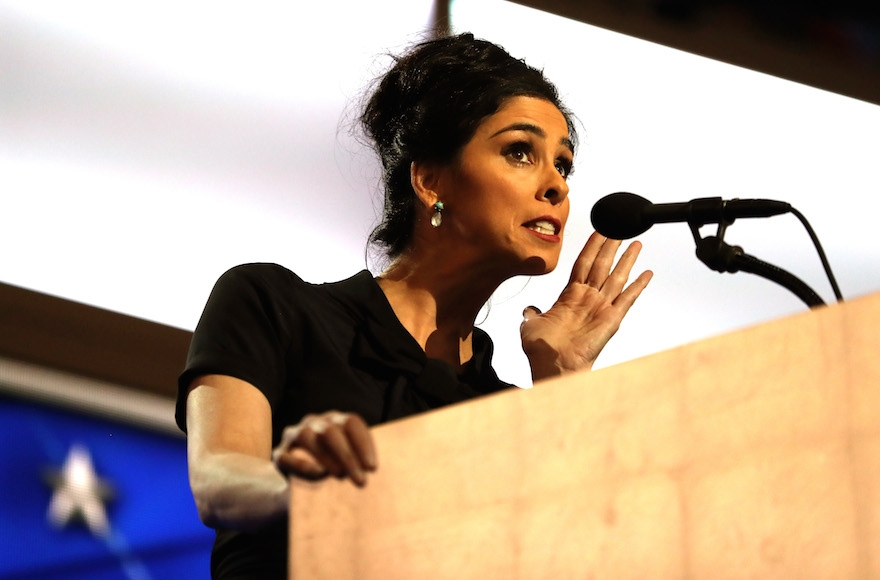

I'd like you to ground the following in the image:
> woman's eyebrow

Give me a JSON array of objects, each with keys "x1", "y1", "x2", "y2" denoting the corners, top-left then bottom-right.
[{"x1": 490, "y1": 123, "x2": 574, "y2": 153}]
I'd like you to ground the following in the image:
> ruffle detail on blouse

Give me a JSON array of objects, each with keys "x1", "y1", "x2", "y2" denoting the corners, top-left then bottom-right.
[{"x1": 350, "y1": 319, "x2": 509, "y2": 422}]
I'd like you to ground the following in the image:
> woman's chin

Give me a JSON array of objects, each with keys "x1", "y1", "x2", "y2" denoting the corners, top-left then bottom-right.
[{"x1": 518, "y1": 256, "x2": 558, "y2": 277}]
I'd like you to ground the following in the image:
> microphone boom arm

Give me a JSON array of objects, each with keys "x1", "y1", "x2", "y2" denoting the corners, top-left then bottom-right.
[{"x1": 689, "y1": 220, "x2": 826, "y2": 309}]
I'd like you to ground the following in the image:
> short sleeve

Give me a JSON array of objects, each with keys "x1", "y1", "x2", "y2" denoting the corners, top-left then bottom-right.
[{"x1": 175, "y1": 264, "x2": 297, "y2": 432}]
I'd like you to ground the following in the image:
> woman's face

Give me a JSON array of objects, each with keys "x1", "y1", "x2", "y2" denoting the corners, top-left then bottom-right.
[{"x1": 434, "y1": 96, "x2": 574, "y2": 276}]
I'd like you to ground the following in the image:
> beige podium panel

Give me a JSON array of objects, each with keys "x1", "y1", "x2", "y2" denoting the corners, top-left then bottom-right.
[{"x1": 291, "y1": 292, "x2": 880, "y2": 579}]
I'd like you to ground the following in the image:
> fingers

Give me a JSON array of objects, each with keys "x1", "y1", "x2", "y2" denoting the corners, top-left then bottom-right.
[
  {"x1": 343, "y1": 413, "x2": 378, "y2": 473},
  {"x1": 614, "y1": 268, "x2": 654, "y2": 312},
  {"x1": 570, "y1": 232, "x2": 649, "y2": 300},
  {"x1": 568, "y1": 231, "x2": 606, "y2": 284},
  {"x1": 273, "y1": 411, "x2": 377, "y2": 487},
  {"x1": 599, "y1": 240, "x2": 643, "y2": 298},
  {"x1": 569, "y1": 231, "x2": 625, "y2": 287},
  {"x1": 275, "y1": 447, "x2": 329, "y2": 480},
  {"x1": 585, "y1": 238, "x2": 623, "y2": 290}
]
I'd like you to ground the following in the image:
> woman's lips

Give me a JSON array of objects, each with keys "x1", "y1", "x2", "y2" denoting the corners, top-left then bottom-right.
[{"x1": 523, "y1": 217, "x2": 562, "y2": 241}]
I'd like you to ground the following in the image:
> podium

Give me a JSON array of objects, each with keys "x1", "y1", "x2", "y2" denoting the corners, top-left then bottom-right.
[{"x1": 290, "y1": 292, "x2": 880, "y2": 578}]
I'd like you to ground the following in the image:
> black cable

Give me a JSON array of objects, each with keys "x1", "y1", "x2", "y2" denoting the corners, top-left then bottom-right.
[{"x1": 790, "y1": 207, "x2": 844, "y2": 302}]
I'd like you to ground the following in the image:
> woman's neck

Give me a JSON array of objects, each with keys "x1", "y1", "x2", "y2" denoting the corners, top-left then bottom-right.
[{"x1": 376, "y1": 255, "x2": 505, "y2": 369}]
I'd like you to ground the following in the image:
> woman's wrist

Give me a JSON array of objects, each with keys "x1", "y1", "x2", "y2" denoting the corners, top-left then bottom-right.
[{"x1": 526, "y1": 345, "x2": 594, "y2": 383}]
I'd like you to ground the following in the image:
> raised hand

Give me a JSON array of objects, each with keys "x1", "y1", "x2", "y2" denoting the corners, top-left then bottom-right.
[
  {"x1": 520, "y1": 231, "x2": 652, "y2": 381},
  {"x1": 272, "y1": 411, "x2": 377, "y2": 487}
]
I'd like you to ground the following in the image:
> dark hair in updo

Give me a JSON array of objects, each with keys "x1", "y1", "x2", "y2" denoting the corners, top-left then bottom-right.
[{"x1": 361, "y1": 33, "x2": 578, "y2": 260}]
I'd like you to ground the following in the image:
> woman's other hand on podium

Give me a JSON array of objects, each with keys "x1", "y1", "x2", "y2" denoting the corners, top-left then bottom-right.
[{"x1": 273, "y1": 411, "x2": 378, "y2": 488}]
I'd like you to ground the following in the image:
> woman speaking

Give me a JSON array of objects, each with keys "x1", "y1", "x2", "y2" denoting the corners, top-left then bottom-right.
[{"x1": 176, "y1": 32, "x2": 652, "y2": 578}]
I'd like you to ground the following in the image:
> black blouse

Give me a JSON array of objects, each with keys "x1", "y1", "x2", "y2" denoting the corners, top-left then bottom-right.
[{"x1": 176, "y1": 263, "x2": 513, "y2": 578}]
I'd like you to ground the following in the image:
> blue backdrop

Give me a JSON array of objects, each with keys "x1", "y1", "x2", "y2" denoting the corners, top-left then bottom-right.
[{"x1": 0, "y1": 394, "x2": 214, "y2": 579}]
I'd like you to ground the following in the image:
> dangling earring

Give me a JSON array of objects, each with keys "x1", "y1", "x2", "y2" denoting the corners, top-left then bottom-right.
[{"x1": 430, "y1": 201, "x2": 444, "y2": 228}]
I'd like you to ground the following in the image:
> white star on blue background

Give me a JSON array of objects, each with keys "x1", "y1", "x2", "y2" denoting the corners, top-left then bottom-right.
[{"x1": 45, "y1": 443, "x2": 115, "y2": 537}]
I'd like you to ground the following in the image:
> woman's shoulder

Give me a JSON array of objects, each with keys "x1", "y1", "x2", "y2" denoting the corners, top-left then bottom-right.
[
  {"x1": 218, "y1": 262, "x2": 304, "y2": 285},
  {"x1": 214, "y1": 263, "x2": 324, "y2": 297},
  {"x1": 214, "y1": 263, "x2": 374, "y2": 302}
]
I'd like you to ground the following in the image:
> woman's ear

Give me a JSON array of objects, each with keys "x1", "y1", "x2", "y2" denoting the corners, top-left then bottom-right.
[{"x1": 410, "y1": 160, "x2": 442, "y2": 209}]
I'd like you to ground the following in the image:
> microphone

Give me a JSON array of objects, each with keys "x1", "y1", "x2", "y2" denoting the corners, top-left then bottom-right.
[{"x1": 590, "y1": 192, "x2": 792, "y2": 240}]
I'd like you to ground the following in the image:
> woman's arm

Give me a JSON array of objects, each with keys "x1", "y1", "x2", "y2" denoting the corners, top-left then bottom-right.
[
  {"x1": 186, "y1": 374, "x2": 288, "y2": 533},
  {"x1": 185, "y1": 374, "x2": 378, "y2": 534}
]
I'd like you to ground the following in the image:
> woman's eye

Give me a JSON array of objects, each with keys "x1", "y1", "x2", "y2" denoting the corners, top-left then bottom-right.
[
  {"x1": 505, "y1": 143, "x2": 533, "y2": 165},
  {"x1": 556, "y1": 159, "x2": 574, "y2": 179}
]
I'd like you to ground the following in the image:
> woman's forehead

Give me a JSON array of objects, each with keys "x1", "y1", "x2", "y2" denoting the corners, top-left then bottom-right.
[{"x1": 478, "y1": 97, "x2": 571, "y2": 143}]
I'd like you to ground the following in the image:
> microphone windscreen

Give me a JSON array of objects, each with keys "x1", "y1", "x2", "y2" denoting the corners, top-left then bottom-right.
[{"x1": 590, "y1": 192, "x2": 653, "y2": 240}]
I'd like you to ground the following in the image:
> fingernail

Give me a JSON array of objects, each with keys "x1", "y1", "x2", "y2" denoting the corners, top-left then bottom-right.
[{"x1": 522, "y1": 306, "x2": 541, "y2": 320}]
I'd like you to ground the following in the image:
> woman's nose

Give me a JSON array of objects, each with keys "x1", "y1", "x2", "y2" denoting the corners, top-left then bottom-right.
[{"x1": 539, "y1": 166, "x2": 570, "y2": 205}]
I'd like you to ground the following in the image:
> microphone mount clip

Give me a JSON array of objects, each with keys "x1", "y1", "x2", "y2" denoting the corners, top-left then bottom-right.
[{"x1": 686, "y1": 209, "x2": 826, "y2": 308}]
